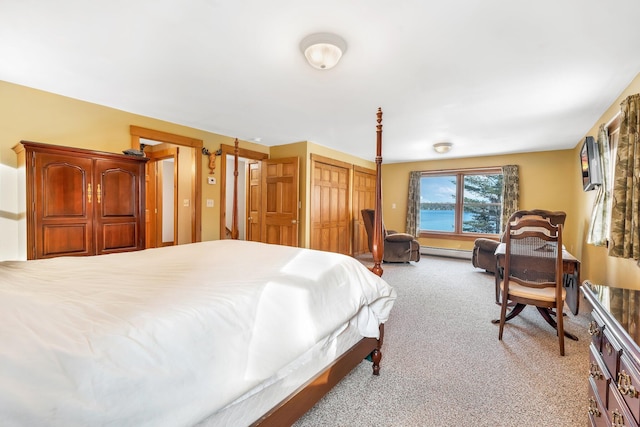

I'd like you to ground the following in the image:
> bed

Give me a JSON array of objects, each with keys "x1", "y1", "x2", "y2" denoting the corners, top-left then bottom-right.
[{"x1": 0, "y1": 109, "x2": 391, "y2": 426}]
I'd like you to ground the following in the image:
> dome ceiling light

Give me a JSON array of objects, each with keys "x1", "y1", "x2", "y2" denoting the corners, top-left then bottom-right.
[{"x1": 300, "y1": 33, "x2": 347, "y2": 70}]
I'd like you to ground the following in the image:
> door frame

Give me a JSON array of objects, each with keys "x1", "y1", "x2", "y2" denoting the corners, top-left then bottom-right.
[
  {"x1": 219, "y1": 143, "x2": 268, "y2": 239},
  {"x1": 145, "y1": 147, "x2": 179, "y2": 247},
  {"x1": 130, "y1": 126, "x2": 203, "y2": 243}
]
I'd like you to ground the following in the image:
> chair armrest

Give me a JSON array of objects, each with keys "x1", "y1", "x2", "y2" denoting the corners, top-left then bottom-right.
[
  {"x1": 386, "y1": 233, "x2": 416, "y2": 242},
  {"x1": 474, "y1": 238, "x2": 500, "y2": 251}
]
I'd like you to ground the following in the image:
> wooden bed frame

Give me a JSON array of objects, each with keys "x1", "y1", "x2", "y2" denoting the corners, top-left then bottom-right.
[{"x1": 233, "y1": 108, "x2": 387, "y2": 426}]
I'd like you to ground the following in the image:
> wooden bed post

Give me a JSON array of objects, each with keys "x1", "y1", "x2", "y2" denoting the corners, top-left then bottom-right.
[
  {"x1": 231, "y1": 138, "x2": 239, "y2": 240},
  {"x1": 371, "y1": 108, "x2": 384, "y2": 277}
]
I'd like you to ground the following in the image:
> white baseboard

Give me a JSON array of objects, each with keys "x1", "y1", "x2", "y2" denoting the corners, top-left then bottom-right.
[{"x1": 420, "y1": 246, "x2": 472, "y2": 260}]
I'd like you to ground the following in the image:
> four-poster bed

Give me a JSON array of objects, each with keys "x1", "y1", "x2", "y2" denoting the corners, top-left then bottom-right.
[{"x1": 0, "y1": 109, "x2": 391, "y2": 427}]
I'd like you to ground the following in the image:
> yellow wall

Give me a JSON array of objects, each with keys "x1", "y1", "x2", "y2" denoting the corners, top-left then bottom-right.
[
  {"x1": 3, "y1": 74, "x2": 639, "y2": 291},
  {"x1": 382, "y1": 150, "x2": 577, "y2": 250},
  {"x1": 0, "y1": 80, "x2": 266, "y2": 257},
  {"x1": 270, "y1": 141, "x2": 375, "y2": 248},
  {"x1": 382, "y1": 72, "x2": 640, "y2": 290},
  {"x1": 574, "y1": 72, "x2": 640, "y2": 289}
]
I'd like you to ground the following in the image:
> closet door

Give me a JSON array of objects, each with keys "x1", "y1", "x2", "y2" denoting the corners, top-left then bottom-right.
[
  {"x1": 31, "y1": 151, "x2": 94, "y2": 259},
  {"x1": 310, "y1": 155, "x2": 351, "y2": 255},
  {"x1": 94, "y1": 158, "x2": 145, "y2": 255},
  {"x1": 352, "y1": 166, "x2": 376, "y2": 256}
]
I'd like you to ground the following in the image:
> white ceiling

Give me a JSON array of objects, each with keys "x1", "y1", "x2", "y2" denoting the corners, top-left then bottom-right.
[{"x1": 2, "y1": 0, "x2": 640, "y2": 163}]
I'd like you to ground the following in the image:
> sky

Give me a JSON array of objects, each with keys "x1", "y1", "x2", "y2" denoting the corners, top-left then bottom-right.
[{"x1": 420, "y1": 176, "x2": 456, "y2": 204}]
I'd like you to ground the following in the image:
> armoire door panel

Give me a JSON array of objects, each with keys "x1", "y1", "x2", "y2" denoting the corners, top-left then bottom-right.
[
  {"x1": 37, "y1": 154, "x2": 92, "y2": 218},
  {"x1": 100, "y1": 223, "x2": 138, "y2": 251},
  {"x1": 98, "y1": 168, "x2": 138, "y2": 217},
  {"x1": 42, "y1": 224, "x2": 92, "y2": 257}
]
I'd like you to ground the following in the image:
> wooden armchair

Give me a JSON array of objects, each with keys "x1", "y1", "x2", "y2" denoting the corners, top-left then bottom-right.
[
  {"x1": 361, "y1": 209, "x2": 420, "y2": 263},
  {"x1": 497, "y1": 216, "x2": 568, "y2": 355}
]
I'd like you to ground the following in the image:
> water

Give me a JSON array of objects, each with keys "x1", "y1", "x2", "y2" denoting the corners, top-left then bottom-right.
[{"x1": 420, "y1": 209, "x2": 473, "y2": 231}]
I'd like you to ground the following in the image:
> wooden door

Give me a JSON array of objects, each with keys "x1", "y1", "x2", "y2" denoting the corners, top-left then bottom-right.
[
  {"x1": 310, "y1": 157, "x2": 350, "y2": 255},
  {"x1": 261, "y1": 157, "x2": 299, "y2": 247},
  {"x1": 31, "y1": 151, "x2": 94, "y2": 259},
  {"x1": 247, "y1": 161, "x2": 262, "y2": 242},
  {"x1": 145, "y1": 159, "x2": 157, "y2": 248},
  {"x1": 94, "y1": 158, "x2": 145, "y2": 255},
  {"x1": 144, "y1": 147, "x2": 178, "y2": 248},
  {"x1": 352, "y1": 166, "x2": 376, "y2": 256}
]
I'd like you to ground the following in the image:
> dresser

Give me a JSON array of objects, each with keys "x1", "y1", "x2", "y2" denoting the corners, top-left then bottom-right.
[
  {"x1": 582, "y1": 281, "x2": 640, "y2": 427},
  {"x1": 18, "y1": 141, "x2": 148, "y2": 259}
]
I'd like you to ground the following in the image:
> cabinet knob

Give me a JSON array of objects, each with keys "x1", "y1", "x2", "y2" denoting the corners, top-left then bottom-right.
[
  {"x1": 587, "y1": 397, "x2": 601, "y2": 417},
  {"x1": 588, "y1": 321, "x2": 601, "y2": 337},
  {"x1": 612, "y1": 409, "x2": 625, "y2": 427},
  {"x1": 589, "y1": 362, "x2": 604, "y2": 380}
]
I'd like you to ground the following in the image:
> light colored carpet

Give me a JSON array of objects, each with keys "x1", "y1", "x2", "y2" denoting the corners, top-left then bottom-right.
[{"x1": 294, "y1": 254, "x2": 590, "y2": 427}]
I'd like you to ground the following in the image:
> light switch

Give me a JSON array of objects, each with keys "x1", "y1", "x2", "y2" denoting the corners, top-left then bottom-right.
[
  {"x1": 206, "y1": 199, "x2": 214, "y2": 207},
  {"x1": 183, "y1": 199, "x2": 190, "y2": 207}
]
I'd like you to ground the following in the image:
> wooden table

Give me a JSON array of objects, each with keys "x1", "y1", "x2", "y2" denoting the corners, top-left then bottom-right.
[{"x1": 494, "y1": 242, "x2": 581, "y2": 314}]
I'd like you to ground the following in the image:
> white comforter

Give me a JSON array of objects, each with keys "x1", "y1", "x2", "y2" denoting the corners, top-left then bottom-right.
[{"x1": 0, "y1": 240, "x2": 395, "y2": 426}]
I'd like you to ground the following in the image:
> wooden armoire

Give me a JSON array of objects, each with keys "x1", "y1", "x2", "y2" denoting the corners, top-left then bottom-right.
[{"x1": 19, "y1": 141, "x2": 148, "y2": 260}]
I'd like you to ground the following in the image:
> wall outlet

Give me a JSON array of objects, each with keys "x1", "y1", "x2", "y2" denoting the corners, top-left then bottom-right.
[
  {"x1": 207, "y1": 176, "x2": 216, "y2": 185},
  {"x1": 183, "y1": 199, "x2": 190, "y2": 207},
  {"x1": 206, "y1": 199, "x2": 214, "y2": 207}
]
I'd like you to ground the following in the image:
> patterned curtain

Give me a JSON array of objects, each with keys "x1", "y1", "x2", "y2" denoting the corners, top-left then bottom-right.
[
  {"x1": 406, "y1": 171, "x2": 421, "y2": 236},
  {"x1": 609, "y1": 94, "x2": 640, "y2": 261},
  {"x1": 587, "y1": 124, "x2": 612, "y2": 246},
  {"x1": 500, "y1": 165, "x2": 520, "y2": 231}
]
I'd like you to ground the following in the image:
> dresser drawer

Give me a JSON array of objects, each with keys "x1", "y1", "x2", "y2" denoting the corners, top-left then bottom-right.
[
  {"x1": 602, "y1": 328, "x2": 622, "y2": 379},
  {"x1": 589, "y1": 311, "x2": 605, "y2": 352},
  {"x1": 609, "y1": 383, "x2": 639, "y2": 427},
  {"x1": 589, "y1": 377, "x2": 609, "y2": 427},
  {"x1": 618, "y1": 354, "x2": 640, "y2": 425},
  {"x1": 591, "y1": 344, "x2": 611, "y2": 408}
]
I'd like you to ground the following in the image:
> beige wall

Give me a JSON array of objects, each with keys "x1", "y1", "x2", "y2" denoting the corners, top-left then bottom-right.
[
  {"x1": 3, "y1": 74, "x2": 639, "y2": 291},
  {"x1": 270, "y1": 141, "x2": 375, "y2": 248},
  {"x1": 573, "y1": 72, "x2": 640, "y2": 289},
  {"x1": 382, "y1": 150, "x2": 577, "y2": 251},
  {"x1": 382, "y1": 72, "x2": 640, "y2": 290},
  {"x1": 0, "y1": 80, "x2": 266, "y2": 259}
]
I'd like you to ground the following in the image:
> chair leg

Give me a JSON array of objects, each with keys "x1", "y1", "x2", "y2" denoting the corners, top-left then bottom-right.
[
  {"x1": 556, "y1": 302, "x2": 565, "y2": 356},
  {"x1": 498, "y1": 290, "x2": 509, "y2": 340}
]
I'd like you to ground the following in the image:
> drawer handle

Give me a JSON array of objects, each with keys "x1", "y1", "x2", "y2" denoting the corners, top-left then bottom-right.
[
  {"x1": 618, "y1": 371, "x2": 639, "y2": 398},
  {"x1": 589, "y1": 362, "x2": 604, "y2": 380},
  {"x1": 588, "y1": 321, "x2": 601, "y2": 336},
  {"x1": 587, "y1": 397, "x2": 601, "y2": 417},
  {"x1": 87, "y1": 183, "x2": 92, "y2": 203},
  {"x1": 612, "y1": 409, "x2": 625, "y2": 427}
]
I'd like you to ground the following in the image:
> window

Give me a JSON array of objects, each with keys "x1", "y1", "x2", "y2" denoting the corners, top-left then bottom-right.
[{"x1": 419, "y1": 168, "x2": 503, "y2": 237}]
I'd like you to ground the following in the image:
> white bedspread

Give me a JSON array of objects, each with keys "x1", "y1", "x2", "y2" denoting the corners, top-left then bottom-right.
[{"x1": 0, "y1": 240, "x2": 395, "y2": 426}]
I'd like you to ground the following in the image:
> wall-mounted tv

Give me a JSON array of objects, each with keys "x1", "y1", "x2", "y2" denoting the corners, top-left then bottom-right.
[{"x1": 580, "y1": 136, "x2": 602, "y2": 191}]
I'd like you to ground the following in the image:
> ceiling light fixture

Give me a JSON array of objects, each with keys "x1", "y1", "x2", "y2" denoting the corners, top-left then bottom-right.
[
  {"x1": 300, "y1": 33, "x2": 347, "y2": 70},
  {"x1": 433, "y1": 142, "x2": 453, "y2": 154}
]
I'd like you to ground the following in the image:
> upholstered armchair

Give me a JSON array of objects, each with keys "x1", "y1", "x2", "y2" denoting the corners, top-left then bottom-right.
[
  {"x1": 471, "y1": 209, "x2": 567, "y2": 273},
  {"x1": 361, "y1": 209, "x2": 420, "y2": 263}
]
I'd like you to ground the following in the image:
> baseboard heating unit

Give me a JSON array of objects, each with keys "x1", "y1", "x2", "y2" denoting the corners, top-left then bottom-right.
[{"x1": 420, "y1": 246, "x2": 472, "y2": 260}]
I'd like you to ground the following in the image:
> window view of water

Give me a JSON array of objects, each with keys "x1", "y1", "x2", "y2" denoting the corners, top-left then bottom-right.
[{"x1": 420, "y1": 210, "x2": 474, "y2": 231}]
